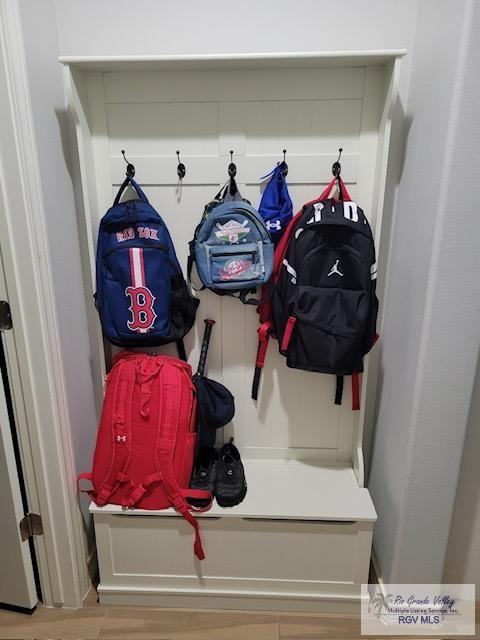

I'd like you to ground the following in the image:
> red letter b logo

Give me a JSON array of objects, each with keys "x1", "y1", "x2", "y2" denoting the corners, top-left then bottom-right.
[{"x1": 125, "y1": 286, "x2": 157, "y2": 332}]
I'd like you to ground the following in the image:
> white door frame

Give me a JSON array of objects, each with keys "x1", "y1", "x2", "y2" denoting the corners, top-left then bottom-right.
[
  {"x1": 0, "y1": 288, "x2": 38, "y2": 610},
  {"x1": 0, "y1": 0, "x2": 89, "y2": 607}
]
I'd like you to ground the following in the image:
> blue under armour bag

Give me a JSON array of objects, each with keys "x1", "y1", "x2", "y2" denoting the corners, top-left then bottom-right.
[
  {"x1": 188, "y1": 179, "x2": 274, "y2": 304},
  {"x1": 96, "y1": 177, "x2": 198, "y2": 348},
  {"x1": 258, "y1": 163, "x2": 293, "y2": 246}
]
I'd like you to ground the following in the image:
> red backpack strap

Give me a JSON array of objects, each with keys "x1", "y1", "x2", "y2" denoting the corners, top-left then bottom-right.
[
  {"x1": 123, "y1": 357, "x2": 168, "y2": 506},
  {"x1": 351, "y1": 373, "x2": 361, "y2": 411},
  {"x1": 77, "y1": 472, "x2": 95, "y2": 499},
  {"x1": 123, "y1": 471, "x2": 163, "y2": 507},
  {"x1": 157, "y1": 366, "x2": 210, "y2": 559},
  {"x1": 95, "y1": 363, "x2": 135, "y2": 506},
  {"x1": 143, "y1": 363, "x2": 211, "y2": 559},
  {"x1": 322, "y1": 175, "x2": 351, "y2": 202},
  {"x1": 252, "y1": 204, "x2": 306, "y2": 399},
  {"x1": 251, "y1": 320, "x2": 274, "y2": 400}
]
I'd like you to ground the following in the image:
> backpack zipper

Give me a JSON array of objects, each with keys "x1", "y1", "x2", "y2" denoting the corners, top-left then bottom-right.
[
  {"x1": 103, "y1": 242, "x2": 169, "y2": 262},
  {"x1": 212, "y1": 250, "x2": 257, "y2": 258},
  {"x1": 102, "y1": 212, "x2": 163, "y2": 229}
]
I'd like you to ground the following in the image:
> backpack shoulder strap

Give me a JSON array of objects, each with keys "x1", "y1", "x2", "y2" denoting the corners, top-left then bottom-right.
[
  {"x1": 113, "y1": 177, "x2": 149, "y2": 206},
  {"x1": 125, "y1": 362, "x2": 211, "y2": 559},
  {"x1": 187, "y1": 239, "x2": 206, "y2": 293},
  {"x1": 94, "y1": 361, "x2": 135, "y2": 505},
  {"x1": 156, "y1": 364, "x2": 211, "y2": 559}
]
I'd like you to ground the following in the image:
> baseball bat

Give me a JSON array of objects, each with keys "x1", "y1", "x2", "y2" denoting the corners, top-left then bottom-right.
[{"x1": 197, "y1": 319, "x2": 215, "y2": 376}]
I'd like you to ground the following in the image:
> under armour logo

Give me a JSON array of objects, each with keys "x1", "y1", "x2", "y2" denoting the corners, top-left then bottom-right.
[
  {"x1": 116, "y1": 435, "x2": 127, "y2": 442},
  {"x1": 266, "y1": 219, "x2": 281, "y2": 231},
  {"x1": 327, "y1": 260, "x2": 344, "y2": 277}
]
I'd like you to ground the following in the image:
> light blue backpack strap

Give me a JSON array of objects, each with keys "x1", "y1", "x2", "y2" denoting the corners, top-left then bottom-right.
[{"x1": 187, "y1": 240, "x2": 206, "y2": 292}]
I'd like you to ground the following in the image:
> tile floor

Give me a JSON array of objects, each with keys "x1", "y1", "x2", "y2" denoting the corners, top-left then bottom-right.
[{"x1": 0, "y1": 589, "x2": 477, "y2": 640}]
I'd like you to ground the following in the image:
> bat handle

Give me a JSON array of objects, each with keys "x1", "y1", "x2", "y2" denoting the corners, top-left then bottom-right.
[{"x1": 197, "y1": 319, "x2": 215, "y2": 376}]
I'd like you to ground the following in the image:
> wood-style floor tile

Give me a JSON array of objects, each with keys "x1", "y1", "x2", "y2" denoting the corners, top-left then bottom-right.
[
  {"x1": 280, "y1": 610, "x2": 480, "y2": 640},
  {"x1": 83, "y1": 585, "x2": 101, "y2": 607},
  {"x1": 99, "y1": 608, "x2": 278, "y2": 640},
  {"x1": 0, "y1": 605, "x2": 106, "y2": 639},
  {"x1": 279, "y1": 612, "x2": 360, "y2": 639}
]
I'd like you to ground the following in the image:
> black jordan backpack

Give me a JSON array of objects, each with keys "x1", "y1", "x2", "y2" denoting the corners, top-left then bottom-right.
[{"x1": 254, "y1": 181, "x2": 379, "y2": 409}]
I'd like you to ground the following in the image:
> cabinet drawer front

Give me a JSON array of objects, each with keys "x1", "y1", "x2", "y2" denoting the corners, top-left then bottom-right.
[{"x1": 95, "y1": 513, "x2": 373, "y2": 596}]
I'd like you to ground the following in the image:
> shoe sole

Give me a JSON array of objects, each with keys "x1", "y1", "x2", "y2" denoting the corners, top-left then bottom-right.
[
  {"x1": 216, "y1": 483, "x2": 247, "y2": 508},
  {"x1": 187, "y1": 498, "x2": 212, "y2": 509}
]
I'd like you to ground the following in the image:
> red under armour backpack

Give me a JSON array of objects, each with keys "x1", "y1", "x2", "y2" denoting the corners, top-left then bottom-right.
[{"x1": 78, "y1": 351, "x2": 211, "y2": 560}]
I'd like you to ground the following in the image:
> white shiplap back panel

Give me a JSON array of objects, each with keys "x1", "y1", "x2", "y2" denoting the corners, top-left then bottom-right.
[
  {"x1": 86, "y1": 65, "x2": 383, "y2": 463},
  {"x1": 107, "y1": 103, "x2": 219, "y2": 157},
  {"x1": 245, "y1": 100, "x2": 362, "y2": 156},
  {"x1": 103, "y1": 68, "x2": 364, "y2": 103}
]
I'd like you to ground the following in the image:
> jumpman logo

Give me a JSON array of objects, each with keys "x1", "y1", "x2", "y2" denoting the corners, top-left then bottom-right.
[{"x1": 327, "y1": 260, "x2": 344, "y2": 277}]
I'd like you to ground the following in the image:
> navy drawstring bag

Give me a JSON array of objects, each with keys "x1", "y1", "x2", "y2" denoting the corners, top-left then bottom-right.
[{"x1": 258, "y1": 163, "x2": 293, "y2": 246}]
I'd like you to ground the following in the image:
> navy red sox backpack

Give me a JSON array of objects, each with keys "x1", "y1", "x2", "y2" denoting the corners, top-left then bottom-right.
[
  {"x1": 95, "y1": 177, "x2": 198, "y2": 351},
  {"x1": 252, "y1": 176, "x2": 379, "y2": 409}
]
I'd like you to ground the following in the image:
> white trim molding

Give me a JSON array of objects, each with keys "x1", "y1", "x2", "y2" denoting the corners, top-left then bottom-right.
[
  {"x1": 58, "y1": 50, "x2": 407, "y2": 73},
  {"x1": 0, "y1": 0, "x2": 89, "y2": 606}
]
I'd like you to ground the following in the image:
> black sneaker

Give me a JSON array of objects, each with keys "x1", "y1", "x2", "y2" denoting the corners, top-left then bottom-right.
[
  {"x1": 216, "y1": 438, "x2": 247, "y2": 507},
  {"x1": 189, "y1": 447, "x2": 218, "y2": 508}
]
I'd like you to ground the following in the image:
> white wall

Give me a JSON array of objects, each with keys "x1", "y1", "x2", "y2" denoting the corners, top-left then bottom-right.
[
  {"x1": 54, "y1": 0, "x2": 417, "y2": 58},
  {"x1": 19, "y1": 0, "x2": 98, "y2": 536},
  {"x1": 444, "y1": 357, "x2": 480, "y2": 591},
  {"x1": 368, "y1": 0, "x2": 480, "y2": 583}
]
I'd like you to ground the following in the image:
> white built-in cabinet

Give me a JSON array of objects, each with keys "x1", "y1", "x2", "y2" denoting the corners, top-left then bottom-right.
[{"x1": 61, "y1": 51, "x2": 403, "y2": 611}]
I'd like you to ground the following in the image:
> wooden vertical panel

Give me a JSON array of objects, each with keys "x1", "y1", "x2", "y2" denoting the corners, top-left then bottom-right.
[
  {"x1": 327, "y1": 98, "x2": 363, "y2": 153},
  {"x1": 106, "y1": 102, "x2": 219, "y2": 158},
  {"x1": 219, "y1": 102, "x2": 246, "y2": 157},
  {"x1": 357, "y1": 66, "x2": 383, "y2": 228},
  {"x1": 307, "y1": 100, "x2": 329, "y2": 155},
  {"x1": 353, "y1": 60, "x2": 400, "y2": 485},
  {"x1": 68, "y1": 68, "x2": 107, "y2": 406},
  {"x1": 86, "y1": 73, "x2": 113, "y2": 231},
  {"x1": 220, "y1": 296, "x2": 247, "y2": 448}
]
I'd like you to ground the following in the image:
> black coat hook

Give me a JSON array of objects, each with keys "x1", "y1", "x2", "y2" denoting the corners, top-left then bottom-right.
[
  {"x1": 228, "y1": 150, "x2": 237, "y2": 178},
  {"x1": 121, "y1": 149, "x2": 135, "y2": 178},
  {"x1": 176, "y1": 150, "x2": 186, "y2": 180},
  {"x1": 280, "y1": 149, "x2": 288, "y2": 177},
  {"x1": 332, "y1": 147, "x2": 343, "y2": 178}
]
